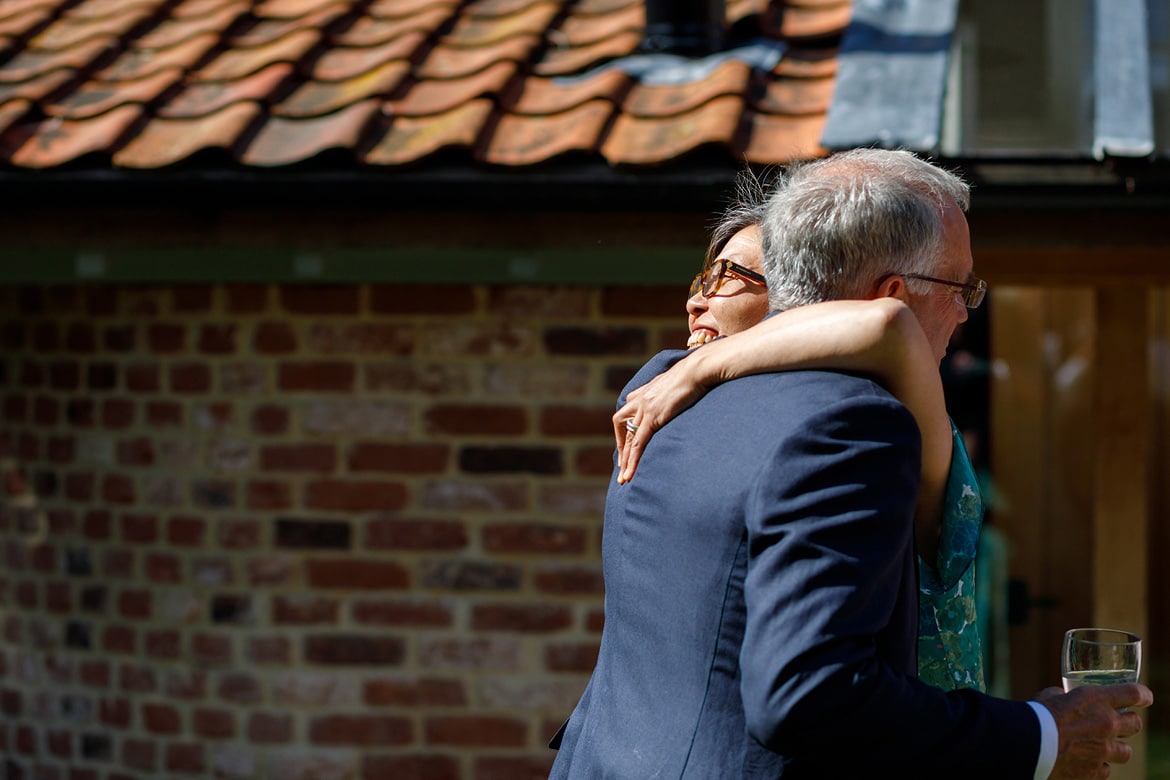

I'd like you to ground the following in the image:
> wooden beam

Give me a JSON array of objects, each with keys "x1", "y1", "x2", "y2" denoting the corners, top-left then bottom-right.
[{"x1": 1092, "y1": 286, "x2": 1150, "y2": 780}]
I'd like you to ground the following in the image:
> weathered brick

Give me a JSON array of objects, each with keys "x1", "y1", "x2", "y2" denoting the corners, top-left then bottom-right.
[
  {"x1": 145, "y1": 630, "x2": 181, "y2": 659},
  {"x1": 459, "y1": 446, "x2": 562, "y2": 475},
  {"x1": 115, "y1": 437, "x2": 154, "y2": 466},
  {"x1": 79, "y1": 660, "x2": 110, "y2": 687},
  {"x1": 425, "y1": 716, "x2": 526, "y2": 747},
  {"x1": 575, "y1": 445, "x2": 615, "y2": 476},
  {"x1": 103, "y1": 625, "x2": 136, "y2": 655},
  {"x1": 118, "y1": 589, "x2": 152, "y2": 619},
  {"x1": 211, "y1": 594, "x2": 252, "y2": 624},
  {"x1": 122, "y1": 738, "x2": 158, "y2": 771},
  {"x1": 173, "y1": 286, "x2": 213, "y2": 313},
  {"x1": 100, "y1": 399, "x2": 134, "y2": 428},
  {"x1": 280, "y1": 286, "x2": 360, "y2": 315},
  {"x1": 544, "y1": 642, "x2": 600, "y2": 672},
  {"x1": 418, "y1": 480, "x2": 528, "y2": 512},
  {"x1": 306, "y1": 558, "x2": 409, "y2": 590},
  {"x1": 476, "y1": 755, "x2": 556, "y2": 780},
  {"x1": 471, "y1": 604, "x2": 572, "y2": 633},
  {"x1": 544, "y1": 327, "x2": 647, "y2": 356},
  {"x1": 304, "y1": 480, "x2": 407, "y2": 512},
  {"x1": 278, "y1": 362, "x2": 355, "y2": 392},
  {"x1": 142, "y1": 702, "x2": 181, "y2": 734},
  {"x1": 488, "y1": 286, "x2": 592, "y2": 317},
  {"x1": 369, "y1": 284, "x2": 476, "y2": 314},
  {"x1": 273, "y1": 595, "x2": 339, "y2": 625},
  {"x1": 533, "y1": 565, "x2": 604, "y2": 595},
  {"x1": 49, "y1": 360, "x2": 81, "y2": 390},
  {"x1": 145, "y1": 553, "x2": 181, "y2": 583},
  {"x1": 198, "y1": 324, "x2": 237, "y2": 355},
  {"x1": 191, "y1": 633, "x2": 233, "y2": 665},
  {"x1": 165, "y1": 668, "x2": 207, "y2": 700},
  {"x1": 246, "y1": 480, "x2": 292, "y2": 509},
  {"x1": 539, "y1": 405, "x2": 613, "y2": 437},
  {"x1": 124, "y1": 364, "x2": 162, "y2": 397},
  {"x1": 275, "y1": 518, "x2": 350, "y2": 549},
  {"x1": 170, "y1": 362, "x2": 212, "y2": 393},
  {"x1": 248, "y1": 711, "x2": 292, "y2": 743},
  {"x1": 365, "y1": 518, "x2": 467, "y2": 551},
  {"x1": 65, "y1": 321, "x2": 98, "y2": 352},
  {"x1": 119, "y1": 663, "x2": 156, "y2": 693},
  {"x1": 217, "y1": 672, "x2": 261, "y2": 703},
  {"x1": 226, "y1": 285, "x2": 268, "y2": 314},
  {"x1": 196, "y1": 706, "x2": 237, "y2": 739},
  {"x1": 259, "y1": 444, "x2": 336, "y2": 472},
  {"x1": 425, "y1": 404, "x2": 526, "y2": 435},
  {"x1": 217, "y1": 518, "x2": 261, "y2": 549},
  {"x1": 102, "y1": 324, "x2": 135, "y2": 351},
  {"x1": 364, "y1": 677, "x2": 466, "y2": 707},
  {"x1": 220, "y1": 362, "x2": 266, "y2": 394},
  {"x1": 167, "y1": 516, "x2": 206, "y2": 546},
  {"x1": 363, "y1": 755, "x2": 460, "y2": 780},
  {"x1": 250, "y1": 404, "x2": 289, "y2": 435},
  {"x1": 148, "y1": 323, "x2": 185, "y2": 353},
  {"x1": 253, "y1": 322, "x2": 297, "y2": 354},
  {"x1": 145, "y1": 400, "x2": 183, "y2": 426},
  {"x1": 309, "y1": 715, "x2": 412, "y2": 746},
  {"x1": 351, "y1": 598, "x2": 453, "y2": 627},
  {"x1": 347, "y1": 443, "x2": 448, "y2": 473},
  {"x1": 419, "y1": 561, "x2": 522, "y2": 591},
  {"x1": 120, "y1": 513, "x2": 157, "y2": 543},
  {"x1": 417, "y1": 638, "x2": 523, "y2": 671},
  {"x1": 538, "y1": 484, "x2": 607, "y2": 517},
  {"x1": 304, "y1": 634, "x2": 405, "y2": 666},
  {"x1": 482, "y1": 523, "x2": 586, "y2": 555},
  {"x1": 248, "y1": 636, "x2": 291, "y2": 665},
  {"x1": 364, "y1": 362, "x2": 472, "y2": 395},
  {"x1": 304, "y1": 323, "x2": 413, "y2": 355},
  {"x1": 303, "y1": 400, "x2": 410, "y2": 435},
  {"x1": 164, "y1": 742, "x2": 205, "y2": 773}
]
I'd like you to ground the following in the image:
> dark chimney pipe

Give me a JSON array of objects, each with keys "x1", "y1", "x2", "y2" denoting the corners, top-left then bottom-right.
[{"x1": 641, "y1": 0, "x2": 726, "y2": 55}]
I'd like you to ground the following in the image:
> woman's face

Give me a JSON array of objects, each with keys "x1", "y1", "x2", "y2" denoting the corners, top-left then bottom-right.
[{"x1": 686, "y1": 225, "x2": 769, "y2": 347}]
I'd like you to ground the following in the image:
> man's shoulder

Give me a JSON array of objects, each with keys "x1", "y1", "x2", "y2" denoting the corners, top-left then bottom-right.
[{"x1": 618, "y1": 348, "x2": 691, "y2": 407}]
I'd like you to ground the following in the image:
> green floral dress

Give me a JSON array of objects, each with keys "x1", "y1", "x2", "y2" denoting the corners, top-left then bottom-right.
[{"x1": 916, "y1": 422, "x2": 986, "y2": 692}]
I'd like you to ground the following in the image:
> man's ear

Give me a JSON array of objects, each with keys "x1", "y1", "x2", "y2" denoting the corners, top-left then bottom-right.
[{"x1": 875, "y1": 273, "x2": 910, "y2": 303}]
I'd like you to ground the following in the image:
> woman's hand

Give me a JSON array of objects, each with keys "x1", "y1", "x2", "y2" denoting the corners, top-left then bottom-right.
[{"x1": 613, "y1": 361, "x2": 709, "y2": 483}]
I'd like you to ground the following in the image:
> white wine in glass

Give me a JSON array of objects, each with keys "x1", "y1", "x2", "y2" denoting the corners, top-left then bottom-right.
[{"x1": 1061, "y1": 628, "x2": 1141, "y2": 692}]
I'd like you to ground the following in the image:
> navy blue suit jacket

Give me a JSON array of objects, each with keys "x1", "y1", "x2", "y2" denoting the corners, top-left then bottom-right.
[{"x1": 549, "y1": 350, "x2": 1040, "y2": 779}]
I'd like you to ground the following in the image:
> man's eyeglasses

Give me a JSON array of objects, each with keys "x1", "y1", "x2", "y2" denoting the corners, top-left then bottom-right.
[
  {"x1": 903, "y1": 273, "x2": 988, "y2": 309},
  {"x1": 689, "y1": 260, "x2": 767, "y2": 298}
]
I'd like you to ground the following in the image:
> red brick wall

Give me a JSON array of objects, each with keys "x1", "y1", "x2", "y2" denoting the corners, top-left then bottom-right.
[{"x1": 0, "y1": 283, "x2": 688, "y2": 780}]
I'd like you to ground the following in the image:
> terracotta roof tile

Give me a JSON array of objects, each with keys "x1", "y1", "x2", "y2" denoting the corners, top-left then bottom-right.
[
  {"x1": 66, "y1": 0, "x2": 165, "y2": 18},
  {"x1": 555, "y1": 3, "x2": 641, "y2": 47},
  {"x1": 114, "y1": 100, "x2": 261, "y2": 167},
  {"x1": 743, "y1": 109, "x2": 828, "y2": 164},
  {"x1": 310, "y1": 34, "x2": 426, "y2": 81},
  {"x1": 416, "y1": 36, "x2": 539, "y2": 80},
  {"x1": 1, "y1": 35, "x2": 118, "y2": 82},
  {"x1": 231, "y1": 8, "x2": 348, "y2": 48},
  {"x1": 133, "y1": 4, "x2": 244, "y2": 50},
  {"x1": 0, "y1": 66, "x2": 74, "y2": 104},
  {"x1": 444, "y1": 2, "x2": 560, "y2": 47},
  {"x1": 44, "y1": 66, "x2": 182, "y2": 119},
  {"x1": 95, "y1": 32, "x2": 220, "y2": 81},
  {"x1": 240, "y1": 96, "x2": 378, "y2": 165},
  {"x1": 0, "y1": 7, "x2": 54, "y2": 39},
  {"x1": 366, "y1": 98, "x2": 493, "y2": 165},
  {"x1": 533, "y1": 31, "x2": 642, "y2": 76},
  {"x1": 602, "y1": 94, "x2": 745, "y2": 165},
  {"x1": 623, "y1": 59, "x2": 751, "y2": 118},
  {"x1": 253, "y1": 0, "x2": 343, "y2": 19},
  {"x1": 30, "y1": 6, "x2": 155, "y2": 49},
  {"x1": 194, "y1": 28, "x2": 319, "y2": 81},
  {"x1": 0, "y1": 1, "x2": 859, "y2": 171},
  {"x1": 508, "y1": 68, "x2": 629, "y2": 114},
  {"x1": 274, "y1": 60, "x2": 408, "y2": 117},
  {"x1": 484, "y1": 98, "x2": 614, "y2": 165},
  {"x1": 8, "y1": 103, "x2": 141, "y2": 167},
  {"x1": 329, "y1": 10, "x2": 450, "y2": 47},
  {"x1": 393, "y1": 60, "x2": 517, "y2": 116},
  {"x1": 157, "y1": 62, "x2": 293, "y2": 118}
]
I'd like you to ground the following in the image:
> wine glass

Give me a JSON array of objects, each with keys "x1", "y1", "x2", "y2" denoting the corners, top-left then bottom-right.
[{"x1": 1061, "y1": 628, "x2": 1142, "y2": 691}]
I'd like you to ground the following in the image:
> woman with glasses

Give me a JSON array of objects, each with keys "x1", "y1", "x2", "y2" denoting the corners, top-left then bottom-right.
[{"x1": 614, "y1": 169, "x2": 989, "y2": 693}]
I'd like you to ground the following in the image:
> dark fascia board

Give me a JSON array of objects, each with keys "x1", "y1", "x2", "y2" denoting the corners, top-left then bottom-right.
[{"x1": 0, "y1": 155, "x2": 1168, "y2": 214}]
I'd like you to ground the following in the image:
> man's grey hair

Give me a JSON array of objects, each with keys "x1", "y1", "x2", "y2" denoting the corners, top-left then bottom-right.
[{"x1": 760, "y1": 148, "x2": 970, "y2": 311}]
